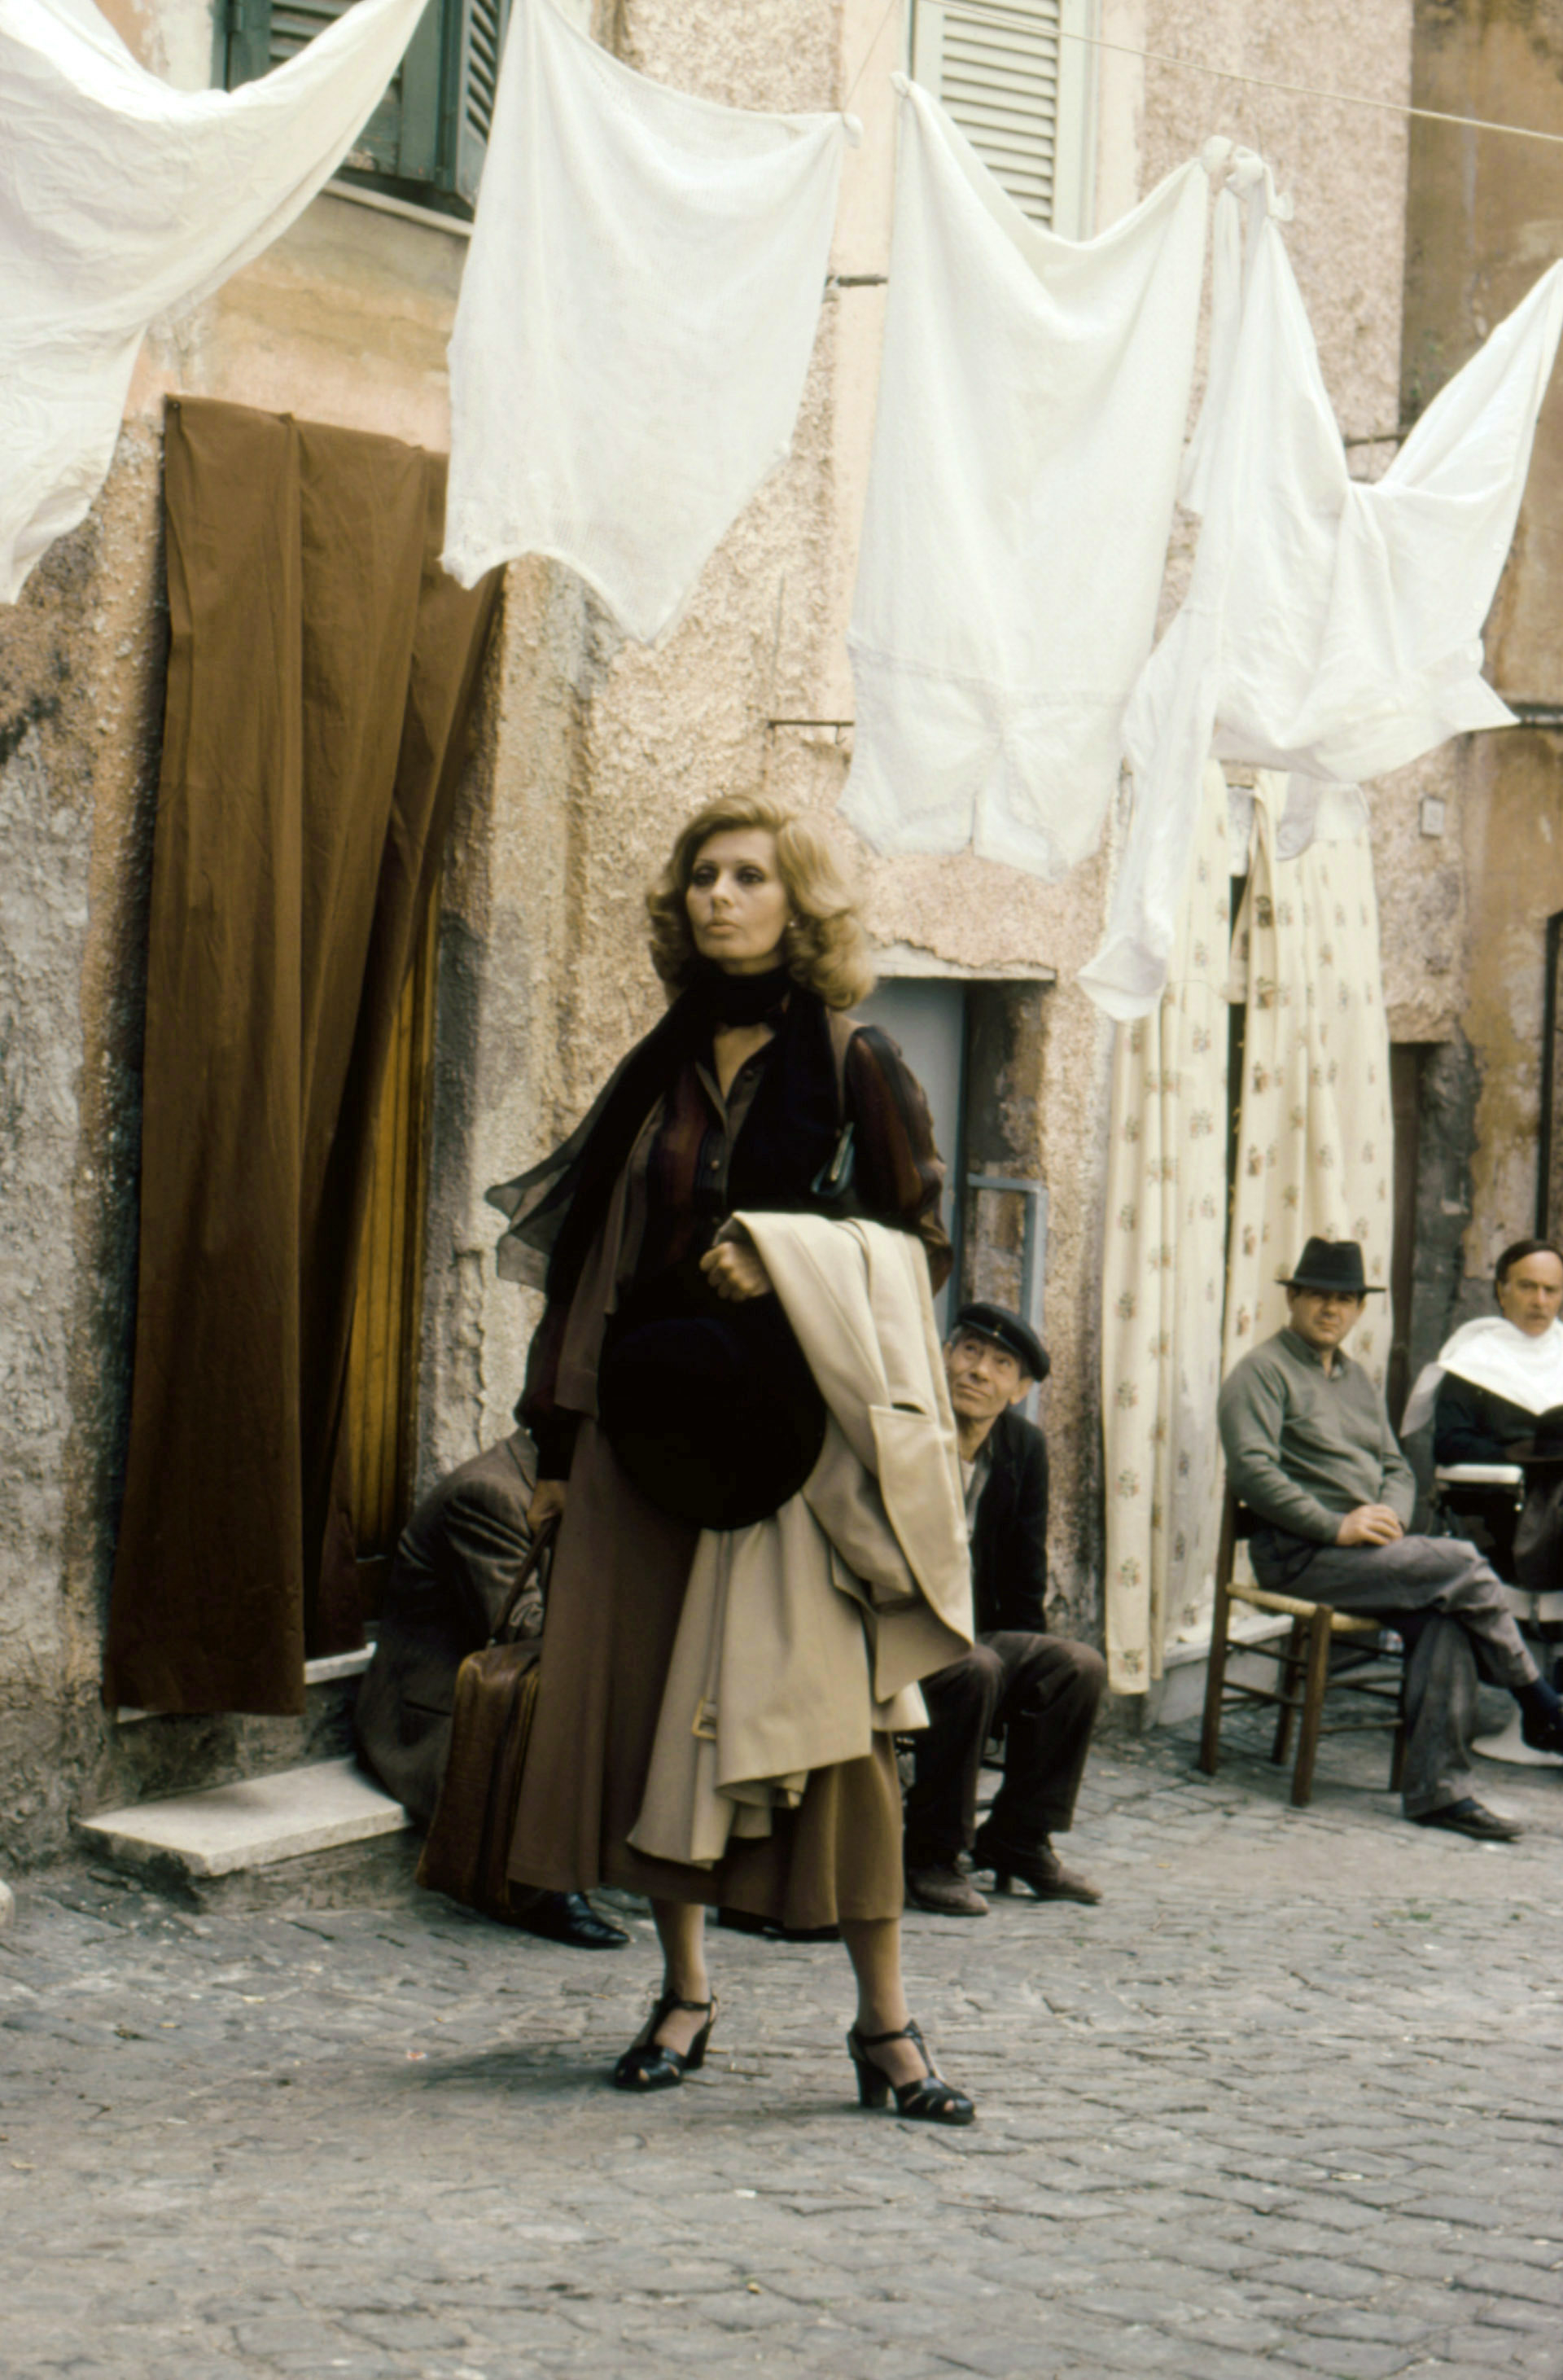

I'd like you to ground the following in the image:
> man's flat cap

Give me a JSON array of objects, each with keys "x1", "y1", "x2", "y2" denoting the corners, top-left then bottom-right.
[{"x1": 951, "y1": 1301, "x2": 1049, "y2": 1383}]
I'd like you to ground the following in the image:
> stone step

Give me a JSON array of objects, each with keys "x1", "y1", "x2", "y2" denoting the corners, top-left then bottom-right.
[
  {"x1": 77, "y1": 1759, "x2": 415, "y2": 1909},
  {"x1": 1141, "y1": 1611, "x2": 1292, "y2": 1729}
]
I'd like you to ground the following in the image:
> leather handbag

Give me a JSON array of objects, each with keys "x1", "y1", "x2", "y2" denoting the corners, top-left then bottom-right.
[{"x1": 416, "y1": 1513, "x2": 558, "y2": 1918}]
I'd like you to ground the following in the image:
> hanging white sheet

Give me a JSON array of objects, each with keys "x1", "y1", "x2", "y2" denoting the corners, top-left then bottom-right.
[
  {"x1": 838, "y1": 80, "x2": 1217, "y2": 880},
  {"x1": 0, "y1": 0, "x2": 431, "y2": 604},
  {"x1": 1082, "y1": 151, "x2": 1563, "y2": 1019},
  {"x1": 442, "y1": 0, "x2": 853, "y2": 643}
]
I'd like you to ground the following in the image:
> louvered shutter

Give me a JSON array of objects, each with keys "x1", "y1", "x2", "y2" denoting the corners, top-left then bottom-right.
[
  {"x1": 451, "y1": 0, "x2": 514, "y2": 205},
  {"x1": 910, "y1": 0, "x2": 1096, "y2": 234},
  {"x1": 225, "y1": 0, "x2": 445, "y2": 191}
]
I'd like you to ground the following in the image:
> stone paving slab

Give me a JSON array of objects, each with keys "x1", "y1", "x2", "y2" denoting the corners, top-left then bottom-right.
[{"x1": 2, "y1": 1707, "x2": 1561, "y2": 2378}]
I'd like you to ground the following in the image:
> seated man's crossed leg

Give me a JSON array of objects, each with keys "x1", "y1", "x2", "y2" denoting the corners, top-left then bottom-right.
[{"x1": 1219, "y1": 1238, "x2": 1563, "y2": 1843}]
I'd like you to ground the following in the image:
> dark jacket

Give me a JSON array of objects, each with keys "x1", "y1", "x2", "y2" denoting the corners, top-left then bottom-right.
[
  {"x1": 1433, "y1": 1372, "x2": 1563, "y2": 1465},
  {"x1": 970, "y1": 1406, "x2": 1049, "y2": 1637},
  {"x1": 353, "y1": 1431, "x2": 537, "y2": 1824}
]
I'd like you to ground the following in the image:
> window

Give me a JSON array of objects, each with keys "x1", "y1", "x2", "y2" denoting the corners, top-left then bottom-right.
[
  {"x1": 225, "y1": 0, "x2": 512, "y2": 212},
  {"x1": 909, "y1": 0, "x2": 1097, "y2": 234}
]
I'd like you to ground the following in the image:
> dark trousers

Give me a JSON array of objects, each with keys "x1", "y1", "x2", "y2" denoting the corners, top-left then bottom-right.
[
  {"x1": 903, "y1": 1632, "x2": 1106, "y2": 1869},
  {"x1": 1252, "y1": 1530, "x2": 1538, "y2": 1818}
]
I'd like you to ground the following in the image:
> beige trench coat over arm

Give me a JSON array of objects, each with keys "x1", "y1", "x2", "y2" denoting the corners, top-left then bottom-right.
[{"x1": 628, "y1": 1216, "x2": 973, "y2": 1868}]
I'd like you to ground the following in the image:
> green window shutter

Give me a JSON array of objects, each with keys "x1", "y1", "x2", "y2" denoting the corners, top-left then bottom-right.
[
  {"x1": 447, "y1": 0, "x2": 514, "y2": 207},
  {"x1": 910, "y1": 0, "x2": 1097, "y2": 235},
  {"x1": 224, "y1": 0, "x2": 274, "y2": 90},
  {"x1": 225, "y1": 0, "x2": 445, "y2": 193}
]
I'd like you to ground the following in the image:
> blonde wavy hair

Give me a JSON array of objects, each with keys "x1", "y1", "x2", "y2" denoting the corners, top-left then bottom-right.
[{"x1": 646, "y1": 791, "x2": 874, "y2": 1010}]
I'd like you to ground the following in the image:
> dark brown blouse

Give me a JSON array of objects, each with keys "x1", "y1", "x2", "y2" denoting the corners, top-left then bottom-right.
[{"x1": 522, "y1": 1019, "x2": 949, "y2": 1479}]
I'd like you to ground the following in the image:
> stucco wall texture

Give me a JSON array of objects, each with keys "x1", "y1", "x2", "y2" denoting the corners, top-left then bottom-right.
[
  {"x1": 1401, "y1": 0, "x2": 1563, "y2": 1300},
  {"x1": 0, "y1": 0, "x2": 1441, "y2": 1857}
]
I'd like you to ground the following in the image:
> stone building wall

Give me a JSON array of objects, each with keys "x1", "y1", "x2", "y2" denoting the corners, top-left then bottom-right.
[
  {"x1": 1395, "y1": 0, "x2": 1563, "y2": 1357},
  {"x1": 0, "y1": 0, "x2": 1425, "y2": 1858}
]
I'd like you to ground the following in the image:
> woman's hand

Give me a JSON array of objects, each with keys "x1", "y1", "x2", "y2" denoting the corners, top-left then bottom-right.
[
  {"x1": 699, "y1": 1236, "x2": 773, "y2": 1302},
  {"x1": 527, "y1": 1479, "x2": 569, "y2": 1532}
]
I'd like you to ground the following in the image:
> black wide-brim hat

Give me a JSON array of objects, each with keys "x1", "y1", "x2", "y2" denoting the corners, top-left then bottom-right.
[
  {"x1": 1278, "y1": 1237, "x2": 1386, "y2": 1296},
  {"x1": 598, "y1": 1263, "x2": 827, "y2": 1532}
]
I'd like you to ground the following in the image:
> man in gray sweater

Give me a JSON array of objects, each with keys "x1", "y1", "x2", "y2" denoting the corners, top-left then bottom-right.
[{"x1": 1218, "y1": 1239, "x2": 1563, "y2": 1839}]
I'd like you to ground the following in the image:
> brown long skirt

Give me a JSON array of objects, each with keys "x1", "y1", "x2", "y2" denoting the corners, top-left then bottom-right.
[{"x1": 506, "y1": 1420, "x2": 904, "y2": 1925}]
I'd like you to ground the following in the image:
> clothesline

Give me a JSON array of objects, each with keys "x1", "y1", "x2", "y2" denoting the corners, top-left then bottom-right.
[{"x1": 947, "y1": 0, "x2": 1563, "y2": 151}]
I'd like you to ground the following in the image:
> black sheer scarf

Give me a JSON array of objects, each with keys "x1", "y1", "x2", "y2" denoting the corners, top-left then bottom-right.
[{"x1": 493, "y1": 964, "x2": 846, "y2": 1313}]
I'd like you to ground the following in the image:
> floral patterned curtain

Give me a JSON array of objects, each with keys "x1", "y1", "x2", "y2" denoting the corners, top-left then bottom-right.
[
  {"x1": 1221, "y1": 774, "x2": 1394, "y2": 1393},
  {"x1": 1101, "y1": 762, "x2": 1232, "y2": 1692}
]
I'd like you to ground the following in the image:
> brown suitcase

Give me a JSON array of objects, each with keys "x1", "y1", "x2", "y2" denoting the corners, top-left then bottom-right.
[{"x1": 416, "y1": 1514, "x2": 557, "y2": 1918}]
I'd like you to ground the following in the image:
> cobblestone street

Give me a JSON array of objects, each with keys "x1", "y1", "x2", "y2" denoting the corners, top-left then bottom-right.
[{"x1": 4, "y1": 1710, "x2": 1561, "y2": 2380}]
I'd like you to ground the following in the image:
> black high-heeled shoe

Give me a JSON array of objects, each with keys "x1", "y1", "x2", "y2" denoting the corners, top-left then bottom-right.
[
  {"x1": 611, "y1": 1989, "x2": 718, "y2": 2093},
  {"x1": 846, "y1": 2018, "x2": 974, "y2": 2125}
]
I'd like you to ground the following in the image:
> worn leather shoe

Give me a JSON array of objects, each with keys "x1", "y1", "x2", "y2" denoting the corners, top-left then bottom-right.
[
  {"x1": 904, "y1": 1864, "x2": 989, "y2": 1917},
  {"x1": 1414, "y1": 1799, "x2": 1522, "y2": 1843},
  {"x1": 1519, "y1": 1708, "x2": 1563, "y2": 1757},
  {"x1": 974, "y1": 1833, "x2": 1102, "y2": 1904},
  {"x1": 508, "y1": 1889, "x2": 631, "y2": 1948}
]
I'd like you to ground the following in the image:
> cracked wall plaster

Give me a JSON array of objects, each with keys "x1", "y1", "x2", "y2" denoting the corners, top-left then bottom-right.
[{"x1": 0, "y1": 0, "x2": 1429, "y2": 1842}]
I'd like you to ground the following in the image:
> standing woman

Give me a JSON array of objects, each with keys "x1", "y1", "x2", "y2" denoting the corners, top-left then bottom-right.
[{"x1": 488, "y1": 791, "x2": 974, "y2": 2123}]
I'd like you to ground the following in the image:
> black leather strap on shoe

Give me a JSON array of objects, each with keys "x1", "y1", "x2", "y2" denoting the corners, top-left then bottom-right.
[
  {"x1": 611, "y1": 1989, "x2": 717, "y2": 2092},
  {"x1": 847, "y1": 2018, "x2": 975, "y2": 2126}
]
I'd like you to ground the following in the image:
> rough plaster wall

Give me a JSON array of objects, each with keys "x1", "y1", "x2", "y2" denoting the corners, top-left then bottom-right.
[
  {"x1": 1400, "y1": 1, "x2": 1563, "y2": 1304},
  {"x1": 0, "y1": 46, "x2": 475, "y2": 1854},
  {"x1": 0, "y1": 430, "x2": 167, "y2": 1865},
  {"x1": 1404, "y1": 0, "x2": 1563, "y2": 698},
  {"x1": 1457, "y1": 730, "x2": 1563, "y2": 1264},
  {"x1": 0, "y1": 0, "x2": 1434, "y2": 1845},
  {"x1": 417, "y1": 559, "x2": 609, "y2": 1483}
]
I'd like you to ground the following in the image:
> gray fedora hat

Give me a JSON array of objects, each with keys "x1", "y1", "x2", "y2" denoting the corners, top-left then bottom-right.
[{"x1": 1279, "y1": 1237, "x2": 1386, "y2": 1296}]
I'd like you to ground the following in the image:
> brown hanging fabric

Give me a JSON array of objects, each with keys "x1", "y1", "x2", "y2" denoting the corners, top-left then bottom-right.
[{"x1": 104, "y1": 396, "x2": 501, "y2": 1716}]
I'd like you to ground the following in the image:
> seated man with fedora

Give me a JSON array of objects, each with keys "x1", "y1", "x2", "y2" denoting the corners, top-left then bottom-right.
[
  {"x1": 355, "y1": 1427, "x2": 628, "y2": 1949},
  {"x1": 904, "y1": 1302, "x2": 1105, "y2": 1917},
  {"x1": 1218, "y1": 1238, "x2": 1563, "y2": 1840}
]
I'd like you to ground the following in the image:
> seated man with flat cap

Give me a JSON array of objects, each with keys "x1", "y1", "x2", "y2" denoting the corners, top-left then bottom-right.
[
  {"x1": 355, "y1": 1427, "x2": 628, "y2": 1949},
  {"x1": 1219, "y1": 1238, "x2": 1563, "y2": 1842},
  {"x1": 904, "y1": 1301, "x2": 1105, "y2": 1918}
]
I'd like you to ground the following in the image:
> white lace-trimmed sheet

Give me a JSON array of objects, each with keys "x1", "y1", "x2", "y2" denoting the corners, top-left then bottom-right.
[
  {"x1": 0, "y1": 0, "x2": 430, "y2": 603},
  {"x1": 442, "y1": 0, "x2": 853, "y2": 643},
  {"x1": 839, "y1": 80, "x2": 1216, "y2": 880}
]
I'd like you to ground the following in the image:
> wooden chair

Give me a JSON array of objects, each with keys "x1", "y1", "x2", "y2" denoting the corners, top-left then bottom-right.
[{"x1": 1197, "y1": 1487, "x2": 1406, "y2": 1808}]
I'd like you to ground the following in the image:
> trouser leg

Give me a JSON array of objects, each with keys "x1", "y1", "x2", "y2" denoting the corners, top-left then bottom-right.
[
  {"x1": 1398, "y1": 1615, "x2": 1481, "y2": 1818},
  {"x1": 1255, "y1": 1536, "x2": 1538, "y2": 1690},
  {"x1": 979, "y1": 1633, "x2": 1106, "y2": 1852},
  {"x1": 1254, "y1": 1534, "x2": 1536, "y2": 1814},
  {"x1": 903, "y1": 1642, "x2": 1004, "y2": 1869}
]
